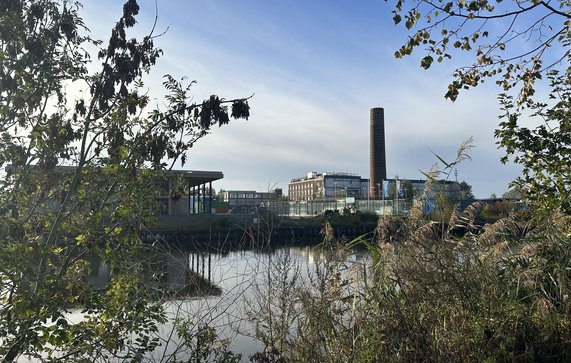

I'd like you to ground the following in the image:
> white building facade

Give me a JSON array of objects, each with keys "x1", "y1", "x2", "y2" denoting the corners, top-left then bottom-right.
[{"x1": 288, "y1": 172, "x2": 369, "y2": 201}]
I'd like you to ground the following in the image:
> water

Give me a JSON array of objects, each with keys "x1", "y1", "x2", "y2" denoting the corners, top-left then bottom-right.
[
  {"x1": 156, "y1": 246, "x2": 322, "y2": 360},
  {"x1": 18, "y1": 243, "x2": 369, "y2": 362},
  {"x1": 148, "y1": 244, "x2": 369, "y2": 361}
]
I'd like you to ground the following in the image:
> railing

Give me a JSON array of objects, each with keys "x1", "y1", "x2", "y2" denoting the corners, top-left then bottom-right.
[{"x1": 260, "y1": 199, "x2": 412, "y2": 217}]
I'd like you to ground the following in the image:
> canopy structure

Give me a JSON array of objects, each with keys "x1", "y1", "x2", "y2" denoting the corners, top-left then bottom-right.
[
  {"x1": 165, "y1": 169, "x2": 224, "y2": 215},
  {"x1": 171, "y1": 170, "x2": 223, "y2": 188},
  {"x1": 5, "y1": 165, "x2": 224, "y2": 216}
]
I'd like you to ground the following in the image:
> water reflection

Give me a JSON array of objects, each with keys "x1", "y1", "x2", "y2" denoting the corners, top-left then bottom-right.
[
  {"x1": 288, "y1": 245, "x2": 370, "y2": 266},
  {"x1": 87, "y1": 243, "x2": 369, "y2": 361},
  {"x1": 87, "y1": 249, "x2": 223, "y2": 297},
  {"x1": 88, "y1": 245, "x2": 370, "y2": 298}
]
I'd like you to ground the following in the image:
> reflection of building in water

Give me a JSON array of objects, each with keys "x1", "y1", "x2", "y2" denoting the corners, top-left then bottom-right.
[
  {"x1": 87, "y1": 252, "x2": 221, "y2": 297},
  {"x1": 287, "y1": 246, "x2": 315, "y2": 264},
  {"x1": 160, "y1": 252, "x2": 221, "y2": 296},
  {"x1": 285, "y1": 246, "x2": 370, "y2": 287},
  {"x1": 288, "y1": 246, "x2": 369, "y2": 266},
  {"x1": 167, "y1": 254, "x2": 190, "y2": 292}
]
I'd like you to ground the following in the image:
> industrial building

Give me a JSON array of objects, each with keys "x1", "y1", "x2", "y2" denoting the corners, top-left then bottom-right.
[
  {"x1": 288, "y1": 172, "x2": 369, "y2": 201},
  {"x1": 370, "y1": 107, "x2": 387, "y2": 199}
]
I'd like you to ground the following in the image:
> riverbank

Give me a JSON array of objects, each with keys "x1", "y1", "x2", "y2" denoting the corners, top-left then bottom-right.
[{"x1": 144, "y1": 213, "x2": 379, "y2": 250}]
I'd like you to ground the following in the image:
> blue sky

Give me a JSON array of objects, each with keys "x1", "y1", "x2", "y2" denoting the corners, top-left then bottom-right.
[{"x1": 82, "y1": 0, "x2": 532, "y2": 198}]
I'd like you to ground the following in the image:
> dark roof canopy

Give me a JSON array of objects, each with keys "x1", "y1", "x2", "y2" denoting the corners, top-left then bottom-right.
[
  {"x1": 5, "y1": 165, "x2": 223, "y2": 188},
  {"x1": 167, "y1": 169, "x2": 223, "y2": 187}
]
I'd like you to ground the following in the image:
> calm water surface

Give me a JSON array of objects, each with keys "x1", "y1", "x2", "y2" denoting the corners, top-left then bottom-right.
[
  {"x1": 155, "y1": 244, "x2": 369, "y2": 361},
  {"x1": 63, "y1": 243, "x2": 369, "y2": 362}
]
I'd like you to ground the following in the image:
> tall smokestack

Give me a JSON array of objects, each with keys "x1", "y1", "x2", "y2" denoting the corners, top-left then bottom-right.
[{"x1": 370, "y1": 107, "x2": 386, "y2": 199}]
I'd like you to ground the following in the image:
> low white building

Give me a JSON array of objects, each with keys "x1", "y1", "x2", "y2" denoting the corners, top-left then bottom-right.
[{"x1": 221, "y1": 189, "x2": 283, "y2": 208}]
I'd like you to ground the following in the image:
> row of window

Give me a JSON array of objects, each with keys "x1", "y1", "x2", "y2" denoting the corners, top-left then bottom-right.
[
  {"x1": 225, "y1": 192, "x2": 278, "y2": 200},
  {"x1": 289, "y1": 182, "x2": 321, "y2": 191}
]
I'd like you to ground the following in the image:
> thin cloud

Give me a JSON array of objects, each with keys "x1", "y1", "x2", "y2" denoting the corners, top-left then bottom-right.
[{"x1": 79, "y1": 0, "x2": 526, "y2": 198}]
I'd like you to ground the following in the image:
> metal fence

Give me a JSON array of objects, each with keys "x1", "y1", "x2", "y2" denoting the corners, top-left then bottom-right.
[{"x1": 262, "y1": 199, "x2": 412, "y2": 217}]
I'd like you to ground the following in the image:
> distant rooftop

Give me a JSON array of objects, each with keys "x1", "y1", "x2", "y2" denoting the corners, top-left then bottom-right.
[{"x1": 291, "y1": 171, "x2": 361, "y2": 183}]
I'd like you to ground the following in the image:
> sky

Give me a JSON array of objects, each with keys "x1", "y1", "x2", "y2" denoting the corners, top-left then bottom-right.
[{"x1": 81, "y1": 0, "x2": 536, "y2": 198}]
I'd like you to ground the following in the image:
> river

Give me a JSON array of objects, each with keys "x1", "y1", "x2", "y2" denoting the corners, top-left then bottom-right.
[
  {"x1": 139, "y1": 243, "x2": 368, "y2": 362},
  {"x1": 14, "y1": 242, "x2": 368, "y2": 362}
]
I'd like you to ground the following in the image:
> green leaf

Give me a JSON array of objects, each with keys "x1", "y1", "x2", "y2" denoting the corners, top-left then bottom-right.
[
  {"x1": 433, "y1": 153, "x2": 452, "y2": 168},
  {"x1": 421, "y1": 56, "x2": 434, "y2": 69}
]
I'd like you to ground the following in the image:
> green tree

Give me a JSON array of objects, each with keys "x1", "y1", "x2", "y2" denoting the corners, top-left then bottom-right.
[
  {"x1": 387, "y1": 176, "x2": 399, "y2": 199},
  {"x1": 459, "y1": 180, "x2": 474, "y2": 199},
  {"x1": 502, "y1": 187, "x2": 523, "y2": 200},
  {"x1": 390, "y1": 0, "x2": 569, "y2": 102},
  {"x1": 216, "y1": 189, "x2": 226, "y2": 201},
  {"x1": 390, "y1": 0, "x2": 570, "y2": 214},
  {"x1": 496, "y1": 72, "x2": 571, "y2": 214},
  {"x1": 0, "y1": 1, "x2": 249, "y2": 361},
  {"x1": 387, "y1": 175, "x2": 413, "y2": 201},
  {"x1": 482, "y1": 199, "x2": 515, "y2": 221},
  {"x1": 401, "y1": 179, "x2": 414, "y2": 201}
]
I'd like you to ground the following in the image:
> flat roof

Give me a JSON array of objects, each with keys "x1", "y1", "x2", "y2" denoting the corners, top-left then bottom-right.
[
  {"x1": 5, "y1": 165, "x2": 223, "y2": 188},
  {"x1": 168, "y1": 169, "x2": 223, "y2": 187}
]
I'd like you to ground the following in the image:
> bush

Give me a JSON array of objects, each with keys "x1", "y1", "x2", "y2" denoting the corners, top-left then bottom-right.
[{"x1": 247, "y1": 144, "x2": 571, "y2": 361}]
